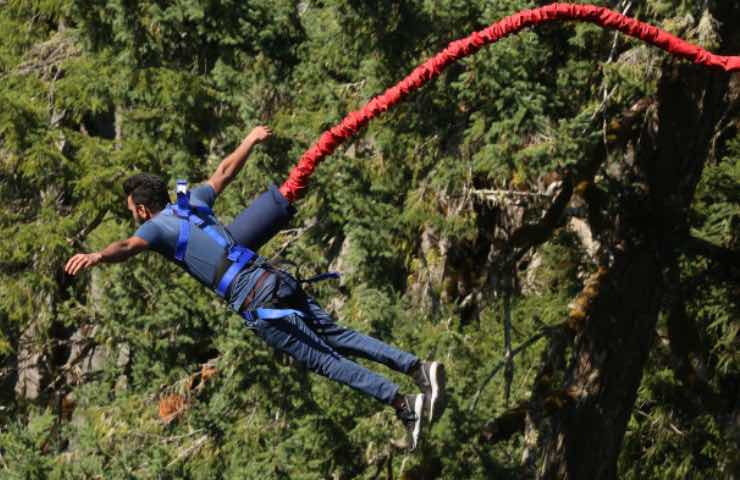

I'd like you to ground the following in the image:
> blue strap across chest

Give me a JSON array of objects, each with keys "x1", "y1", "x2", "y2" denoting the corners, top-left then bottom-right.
[{"x1": 163, "y1": 180, "x2": 255, "y2": 298}]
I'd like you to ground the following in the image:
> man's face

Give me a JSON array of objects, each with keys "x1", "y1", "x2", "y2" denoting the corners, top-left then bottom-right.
[{"x1": 127, "y1": 195, "x2": 151, "y2": 225}]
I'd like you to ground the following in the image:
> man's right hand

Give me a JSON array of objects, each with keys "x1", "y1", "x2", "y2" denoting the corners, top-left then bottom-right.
[
  {"x1": 64, "y1": 252, "x2": 102, "y2": 276},
  {"x1": 247, "y1": 125, "x2": 272, "y2": 144}
]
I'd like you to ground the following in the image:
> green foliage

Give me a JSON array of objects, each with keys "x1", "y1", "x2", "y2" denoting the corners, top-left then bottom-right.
[{"x1": 1, "y1": 1, "x2": 737, "y2": 478}]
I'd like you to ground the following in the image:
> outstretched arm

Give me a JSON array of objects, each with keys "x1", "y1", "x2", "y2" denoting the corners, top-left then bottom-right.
[
  {"x1": 64, "y1": 236, "x2": 149, "y2": 276},
  {"x1": 208, "y1": 126, "x2": 272, "y2": 196}
]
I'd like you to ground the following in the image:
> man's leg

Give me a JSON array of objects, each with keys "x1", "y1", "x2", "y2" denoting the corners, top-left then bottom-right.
[
  {"x1": 246, "y1": 311, "x2": 401, "y2": 405},
  {"x1": 246, "y1": 311, "x2": 426, "y2": 450},
  {"x1": 270, "y1": 271, "x2": 418, "y2": 373},
  {"x1": 301, "y1": 294, "x2": 419, "y2": 374},
  {"x1": 226, "y1": 185, "x2": 295, "y2": 251},
  {"x1": 295, "y1": 293, "x2": 447, "y2": 424},
  {"x1": 267, "y1": 269, "x2": 445, "y2": 432}
]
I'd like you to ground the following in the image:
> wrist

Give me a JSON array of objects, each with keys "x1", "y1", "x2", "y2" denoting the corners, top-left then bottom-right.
[
  {"x1": 244, "y1": 132, "x2": 259, "y2": 145},
  {"x1": 241, "y1": 137, "x2": 255, "y2": 150},
  {"x1": 92, "y1": 252, "x2": 104, "y2": 264}
]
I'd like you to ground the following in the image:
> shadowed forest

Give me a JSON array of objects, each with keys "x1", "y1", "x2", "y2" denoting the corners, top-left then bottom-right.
[{"x1": 1, "y1": 0, "x2": 738, "y2": 478}]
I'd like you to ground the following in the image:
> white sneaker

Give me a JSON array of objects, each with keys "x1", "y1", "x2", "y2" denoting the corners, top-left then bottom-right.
[
  {"x1": 411, "y1": 361, "x2": 447, "y2": 423},
  {"x1": 396, "y1": 393, "x2": 425, "y2": 451}
]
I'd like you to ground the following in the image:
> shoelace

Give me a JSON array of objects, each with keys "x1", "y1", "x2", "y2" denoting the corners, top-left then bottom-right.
[{"x1": 395, "y1": 405, "x2": 417, "y2": 424}]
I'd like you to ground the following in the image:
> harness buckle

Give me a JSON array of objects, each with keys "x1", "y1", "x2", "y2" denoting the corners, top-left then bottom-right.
[
  {"x1": 176, "y1": 180, "x2": 190, "y2": 211},
  {"x1": 176, "y1": 180, "x2": 188, "y2": 195}
]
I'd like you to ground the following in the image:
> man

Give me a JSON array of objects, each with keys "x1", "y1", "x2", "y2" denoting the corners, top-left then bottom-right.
[{"x1": 64, "y1": 126, "x2": 446, "y2": 450}]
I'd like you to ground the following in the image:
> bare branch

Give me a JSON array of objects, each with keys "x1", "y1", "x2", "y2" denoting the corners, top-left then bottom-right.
[
  {"x1": 67, "y1": 208, "x2": 109, "y2": 249},
  {"x1": 479, "y1": 388, "x2": 576, "y2": 446},
  {"x1": 471, "y1": 188, "x2": 552, "y2": 200},
  {"x1": 269, "y1": 218, "x2": 319, "y2": 260},
  {"x1": 13, "y1": 32, "x2": 81, "y2": 80},
  {"x1": 469, "y1": 324, "x2": 553, "y2": 413},
  {"x1": 596, "y1": 0, "x2": 633, "y2": 148},
  {"x1": 682, "y1": 235, "x2": 740, "y2": 269},
  {"x1": 503, "y1": 280, "x2": 513, "y2": 408},
  {"x1": 166, "y1": 434, "x2": 210, "y2": 469},
  {"x1": 479, "y1": 404, "x2": 527, "y2": 445}
]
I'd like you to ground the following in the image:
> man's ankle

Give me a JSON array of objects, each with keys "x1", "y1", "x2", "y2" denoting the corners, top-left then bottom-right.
[{"x1": 391, "y1": 393, "x2": 406, "y2": 411}]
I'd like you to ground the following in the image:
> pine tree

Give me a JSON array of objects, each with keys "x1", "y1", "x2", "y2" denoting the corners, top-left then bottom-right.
[{"x1": 1, "y1": 1, "x2": 737, "y2": 478}]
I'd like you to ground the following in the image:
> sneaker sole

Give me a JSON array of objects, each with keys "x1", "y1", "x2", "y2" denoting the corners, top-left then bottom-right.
[
  {"x1": 429, "y1": 362, "x2": 446, "y2": 423},
  {"x1": 411, "y1": 394, "x2": 424, "y2": 450}
]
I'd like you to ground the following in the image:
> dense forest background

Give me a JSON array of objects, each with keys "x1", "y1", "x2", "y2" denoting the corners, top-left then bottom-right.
[{"x1": 1, "y1": 0, "x2": 738, "y2": 478}]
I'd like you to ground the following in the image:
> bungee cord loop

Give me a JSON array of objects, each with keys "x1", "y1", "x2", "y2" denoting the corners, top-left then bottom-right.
[{"x1": 280, "y1": 2, "x2": 740, "y2": 202}]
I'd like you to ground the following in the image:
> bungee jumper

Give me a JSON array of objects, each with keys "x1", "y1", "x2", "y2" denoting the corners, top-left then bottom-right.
[
  {"x1": 64, "y1": 2, "x2": 740, "y2": 452},
  {"x1": 64, "y1": 126, "x2": 445, "y2": 451}
]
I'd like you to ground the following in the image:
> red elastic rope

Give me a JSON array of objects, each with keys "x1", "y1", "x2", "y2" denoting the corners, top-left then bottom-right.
[{"x1": 280, "y1": 2, "x2": 740, "y2": 202}]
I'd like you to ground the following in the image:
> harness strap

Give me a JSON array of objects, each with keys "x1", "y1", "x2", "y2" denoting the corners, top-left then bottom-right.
[
  {"x1": 269, "y1": 258, "x2": 340, "y2": 286},
  {"x1": 243, "y1": 308, "x2": 304, "y2": 323},
  {"x1": 174, "y1": 213, "x2": 189, "y2": 261},
  {"x1": 216, "y1": 246, "x2": 255, "y2": 297},
  {"x1": 301, "y1": 271, "x2": 340, "y2": 284},
  {"x1": 192, "y1": 204, "x2": 228, "y2": 248}
]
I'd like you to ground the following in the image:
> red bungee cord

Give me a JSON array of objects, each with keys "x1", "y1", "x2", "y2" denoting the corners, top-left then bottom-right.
[{"x1": 279, "y1": 2, "x2": 740, "y2": 203}]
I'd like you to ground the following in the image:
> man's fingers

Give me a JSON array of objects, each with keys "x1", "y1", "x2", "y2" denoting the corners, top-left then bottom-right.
[
  {"x1": 67, "y1": 257, "x2": 80, "y2": 275},
  {"x1": 76, "y1": 257, "x2": 90, "y2": 274},
  {"x1": 65, "y1": 255, "x2": 79, "y2": 274},
  {"x1": 257, "y1": 126, "x2": 272, "y2": 139},
  {"x1": 65, "y1": 254, "x2": 89, "y2": 276}
]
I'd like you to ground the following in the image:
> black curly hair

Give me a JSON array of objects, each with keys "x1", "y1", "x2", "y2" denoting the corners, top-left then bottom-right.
[{"x1": 123, "y1": 173, "x2": 170, "y2": 212}]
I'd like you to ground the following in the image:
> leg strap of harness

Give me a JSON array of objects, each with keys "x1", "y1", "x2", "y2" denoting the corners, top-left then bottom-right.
[{"x1": 242, "y1": 308, "x2": 304, "y2": 323}]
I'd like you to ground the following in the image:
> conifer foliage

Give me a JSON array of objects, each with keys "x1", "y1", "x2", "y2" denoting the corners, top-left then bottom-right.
[{"x1": 1, "y1": 1, "x2": 737, "y2": 478}]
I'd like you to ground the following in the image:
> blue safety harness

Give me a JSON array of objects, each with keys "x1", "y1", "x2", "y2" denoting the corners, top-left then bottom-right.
[
  {"x1": 162, "y1": 180, "x2": 256, "y2": 298},
  {"x1": 163, "y1": 180, "x2": 338, "y2": 323}
]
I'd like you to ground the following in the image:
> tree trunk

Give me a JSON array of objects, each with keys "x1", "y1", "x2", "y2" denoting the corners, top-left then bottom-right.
[{"x1": 522, "y1": 7, "x2": 739, "y2": 477}]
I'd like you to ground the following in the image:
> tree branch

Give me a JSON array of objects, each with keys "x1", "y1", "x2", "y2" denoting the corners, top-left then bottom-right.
[
  {"x1": 67, "y1": 208, "x2": 109, "y2": 250},
  {"x1": 503, "y1": 280, "x2": 513, "y2": 408},
  {"x1": 166, "y1": 434, "x2": 210, "y2": 469},
  {"x1": 458, "y1": 98, "x2": 652, "y2": 318},
  {"x1": 479, "y1": 389, "x2": 576, "y2": 446},
  {"x1": 269, "y1": 218, "x2": 319, "y2": 260},
  {"x1": 682, "y1": 235, "x2": 740, "y2": 270},
  {"x1": 469, "y1": 324, "x2": 555, "y2": 413}
]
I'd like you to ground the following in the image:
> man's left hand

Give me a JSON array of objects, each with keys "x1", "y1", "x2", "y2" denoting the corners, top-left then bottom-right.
[{"x1": 64, "y1": 252, "x2": 102, "y2": 276}]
